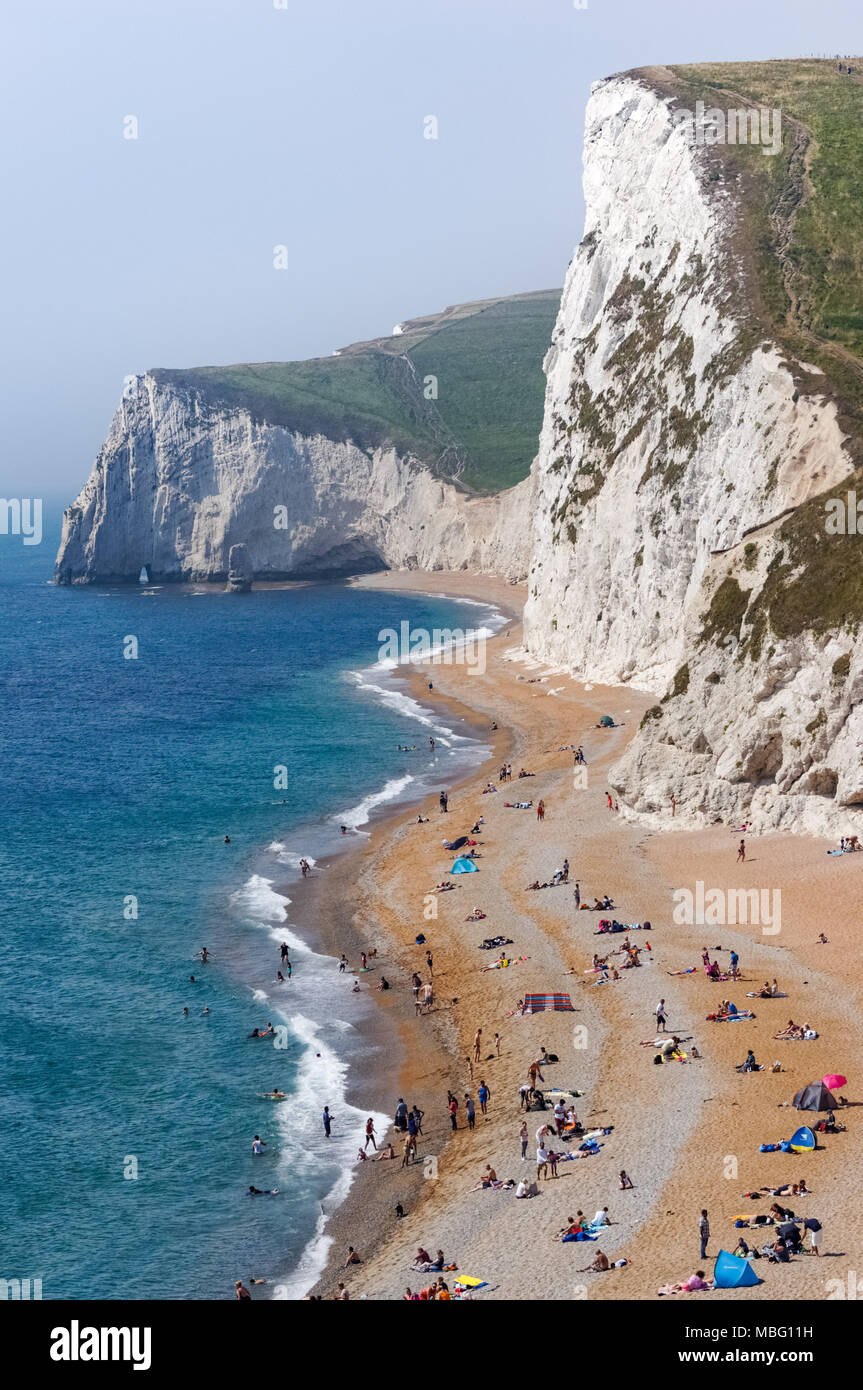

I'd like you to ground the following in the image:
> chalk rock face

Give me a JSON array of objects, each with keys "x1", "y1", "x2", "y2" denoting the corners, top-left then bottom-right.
[
  {"x1": 522, "y1": 74, "x2": 859, "y2": 835},
  {"x1": 55, "y1": 376, "x2": 533, "y2": 586}
]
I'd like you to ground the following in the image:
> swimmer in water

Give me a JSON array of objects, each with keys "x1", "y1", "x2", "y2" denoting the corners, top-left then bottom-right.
[
  {"x1": 202, "y1": 1007, "x2": 210, "y2": 1015},
  {"x1": 277, "y1": 971, "x2": 285, "y2": 983},
  {"x1": 197, "y1": 947, "x2": 209, "y2": 962},
  {"x1": 266, "y1": 1087, "x2": 285, "y2": 1099},
  {"x1": 352, "y1": 980, "x2": 361, "y2": 992},
  {"x1": 224, "y1": 835, "x2": 231, "y2": 844},
  {"x1": 340, "y1": 825, "x2": 348, "y2": 835}
]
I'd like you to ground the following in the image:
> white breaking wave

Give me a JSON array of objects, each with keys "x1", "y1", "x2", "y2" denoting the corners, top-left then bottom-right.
[
  {"x1": 267, "y1": 1012, "x2": 391, "y2": 1300},
  {"x1": 347, "y1": 671, "x2": 464, "y2": 744},
  {"x1": 230, "y1": 874, "x2": 291, "y2": 922},
  {"x1": 269, "y1": 845, "x2": 319, "y2": 870},
  {"x1": 334, "y1": 774, "x2": 414, "y2": 832}
]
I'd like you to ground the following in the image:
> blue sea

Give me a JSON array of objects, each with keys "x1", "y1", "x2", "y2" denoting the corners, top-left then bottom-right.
[{"x1": 0, "y1": 503, "x2": 501, "y2": 1300}]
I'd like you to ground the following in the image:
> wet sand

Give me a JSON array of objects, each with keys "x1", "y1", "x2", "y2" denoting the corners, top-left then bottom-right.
[{"x1": 293, "y1": 568, "x2": 863, "y2": 1301}]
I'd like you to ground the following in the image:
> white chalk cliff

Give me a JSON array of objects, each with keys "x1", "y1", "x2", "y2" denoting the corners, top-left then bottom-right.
[
  {"x1": 55, "y1": 376, "x2": 533, "y2": 585},
  {"x1": 522, "y1": 73, "x2": 861, "y2": 835}
]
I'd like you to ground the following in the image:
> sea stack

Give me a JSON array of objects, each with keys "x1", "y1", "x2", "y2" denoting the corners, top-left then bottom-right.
[{"x1": 225, "y1": 543, "x2": 253, "y2": 593}]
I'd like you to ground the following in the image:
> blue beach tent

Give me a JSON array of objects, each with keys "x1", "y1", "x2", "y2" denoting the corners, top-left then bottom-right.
[
  {"x1": 713, "y1": 1250, "x2": 760, "y2": 1289},
  {"x1": 789, "y1": 1125, "x2": 816, "y2": 1153},
  {"x1": 451, "y1": 856, "x2": 478, "y2": 874}
]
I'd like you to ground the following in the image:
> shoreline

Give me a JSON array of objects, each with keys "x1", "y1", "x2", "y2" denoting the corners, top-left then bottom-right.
[
  {"x1": 279, "y1": 567, "x2": 863, "y2": 1302},
  {"x1": 260, "y1": 572, "x2": 524, "y2": 1297}
]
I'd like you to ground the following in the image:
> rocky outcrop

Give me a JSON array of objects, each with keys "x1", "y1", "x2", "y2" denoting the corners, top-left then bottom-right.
[
  {"x1": 522, "y1": 71, "x2": 862, "y2": 836},
  {"x1": 55, "y1": 374, "x2": 533, "y2": 586},
  {"x1": 225, "y1": 543, "x2": 253, "y2": 593}
]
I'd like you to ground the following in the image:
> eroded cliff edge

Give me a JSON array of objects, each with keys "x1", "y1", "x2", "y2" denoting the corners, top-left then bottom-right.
[{"x1": 523, "y1": 63, "x2": 863, "y2": 835}]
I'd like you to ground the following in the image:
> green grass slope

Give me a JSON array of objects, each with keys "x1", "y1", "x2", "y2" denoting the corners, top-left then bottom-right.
[{"x1": 152, "y1": 288, "x2": 559, "y2": 494}]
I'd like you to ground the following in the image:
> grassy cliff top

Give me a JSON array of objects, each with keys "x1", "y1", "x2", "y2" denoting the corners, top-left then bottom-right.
[
  {"x1": 632, "y1": 59, "x2": 863, "y2": 648},
  {"x1": 152, "y1": 289, "x2": 559, "y2": 494}
]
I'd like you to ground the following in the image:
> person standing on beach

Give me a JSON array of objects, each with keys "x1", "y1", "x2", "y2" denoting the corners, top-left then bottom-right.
[
  {"x1": 411, "y1": 1105, "x2": 424, "y2": 1136},
  {"x1": 464, "y1": 1093, "x2": 475, "y2": 1129},
  {"x1": 562, "y1": 859, "x2": 569, "y2": 883},
  {"x1": 426, "y1": 950, "x2": 433, "y2": 980},
  {"x1": 655, "y1": 999, "x2": 667, "y2": 1032},
  {"x1": 474, "y1": 1027, "x2": 482, "y2": 1061},
  {"x1": 323, "y1": 1107, "x2": 333, "y2": 1138},
  {"x1": 478, "y1": 1080, "x2": 490, "y2": 1116},
  {"x1": 737, "y1": 838, "x2": 746, "y2": 863},
  {"x1": 494, "y1": 1032, "x2": 501, "y2": 1057},
  {"x1": 338, "y1": 954, "x2": 347, "y2": 973},
  {"x1": 439, "y1": 790, "x2": 448, "y2": 814},
  {"x1": 519, "y1": 1121, "x2": 528, "y2": 1159},
  {"x1": 699, "y1": 1209, "x2": 710, "y2": 1260},
  {"x1": 730, "y1": 950, "x2": 739, "y2": 979},
  {"x1": 395, "y1": 1098, "x2": 408, "y2": 1131},
  {"x1": 574, "y1": 881, "x2": 581, "y2": 909},
  {"x1": 448, "y1": 1092, "x2": 459, "y2": 1131},
  {"x1": 537, "y1": 799, "x2": 545, "y2": 821},
  {"x1": 364, "y1": 1118, "x2": 377, "y2": 1151},
  {"x1": 465, "y1": 1055, "x2": 474, "y2": 1082}
]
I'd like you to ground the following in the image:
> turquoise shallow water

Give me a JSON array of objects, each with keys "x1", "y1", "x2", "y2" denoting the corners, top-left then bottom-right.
[{"x1": 0, "y1": 508, "x2": 498, "y2": 1299}]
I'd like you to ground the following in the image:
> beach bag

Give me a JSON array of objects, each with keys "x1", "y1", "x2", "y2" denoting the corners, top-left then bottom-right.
[
  {"x1": 653, "y1": 1053, "x2": 663, "y2": 1064},
  {"x1": 759, "y1": 1143, "x2": 779, "y2": 1152}
]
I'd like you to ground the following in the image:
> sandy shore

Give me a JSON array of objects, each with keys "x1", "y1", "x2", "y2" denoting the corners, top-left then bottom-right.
[{"x1": 295, "y1": 568, "x2": 863, "y2": 1302}]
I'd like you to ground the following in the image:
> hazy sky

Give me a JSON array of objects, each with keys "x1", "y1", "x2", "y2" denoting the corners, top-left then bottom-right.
[{"x1": 1, "y1": 0, "x2": 858, "y2": 496}]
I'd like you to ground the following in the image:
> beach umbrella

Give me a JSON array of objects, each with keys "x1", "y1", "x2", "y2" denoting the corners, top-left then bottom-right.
[{"x1": 822, "y1": 1074, "x2": 847, "y2": 1090}]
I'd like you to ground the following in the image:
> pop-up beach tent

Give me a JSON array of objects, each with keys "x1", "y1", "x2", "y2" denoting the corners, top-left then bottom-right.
[
  {"x1": 523, "y1": 993, "x2": 575, "y2": 1013},
  {"x1": 451, "y1": 856, "x2": 478, "y2": 874},
  {"x1": 599, "y1": 714, "x2": 615, "y2": 727},
  {"x1": 792, "y1": 1082, "x2": 838, "y2": 1111},
  {"x1": 713, "y1": 1250, "x2": 759, "y2": 1289},
  {"x1": 789, "y1": 1125, "x2": 816, "y2": 1153}
]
